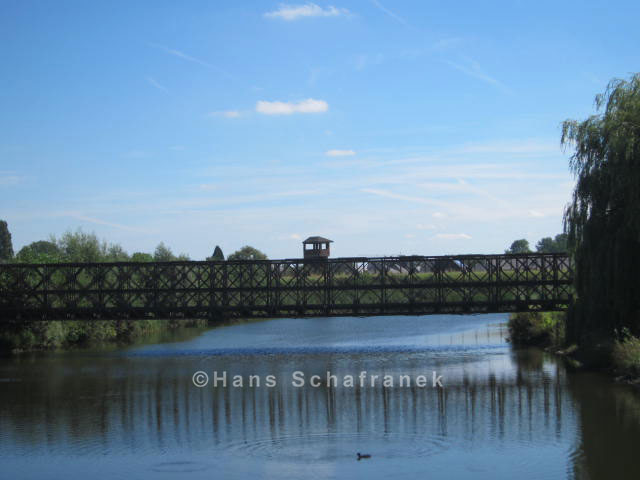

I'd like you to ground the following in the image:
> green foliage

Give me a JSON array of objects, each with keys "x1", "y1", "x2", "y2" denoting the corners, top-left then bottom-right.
[
  {"x1": 535, "y1": 234, "x2": 568, "y2": 253},
  {"x1": 54, "y1": 230, "x2": 108, "y2": 262},
  {"x1": 0, "y1": 220, "x2": 14, "y2": 261},
  {"x1": 612, "y1": 334, "x2": 640, "y2": 376},
  {"x1": 506, "y1": 239, "x2": 531, "y2": 254},
  {"x1": 228, "y1": 245, "x2": 268, "y2": 261},
  {"x1": 153, "y1": 242, "x2": 175, "y2": 261},
  {"x1": 105, "y1": 244, "x2": 129, "y2": 262},
  {"x1": 508, "y1": 311, "x2": 566, "y2": 347},
  {"x1": 0, "y1": 318, "x2": 207, "y2": 353},
  {"x1": 562, "y1": 73, "x2": 640, "y2": 344},
  {"x1": 207, "y1": 245, "x2": 225, "y2": 261},
  {"x1": 16, "y1": 240, "x2": 62, "y2": 263},
  {"x1": 131, "y1": 252, "x2": 154, "y2": 262}
]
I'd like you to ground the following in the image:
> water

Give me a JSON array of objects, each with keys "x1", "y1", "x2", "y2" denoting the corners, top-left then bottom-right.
[{"x1": 1, "y1": 314, "x2": 640, "y2": 479}]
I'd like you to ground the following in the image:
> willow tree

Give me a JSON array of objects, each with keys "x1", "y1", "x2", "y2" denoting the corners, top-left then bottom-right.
[{"x1": 562, "y1": 73, "x2": 640, "y2": 345}]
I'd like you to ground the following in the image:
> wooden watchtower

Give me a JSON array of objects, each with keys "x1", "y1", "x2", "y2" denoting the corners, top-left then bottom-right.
[{"x1": 302, "y1": 236, "x2": 333, "y2": 260}]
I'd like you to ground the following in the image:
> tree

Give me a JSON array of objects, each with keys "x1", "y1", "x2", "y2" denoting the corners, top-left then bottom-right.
[
  {"x1": 552, "y1": 233, "x2": 568, "y2": 253},
  {"x1": 207, "y1": 245, "x2": 224, "y2": 261},
  {"x1": 562, "y1": 73, "x2": 640, "y2": 343},
  {"x1": 105, "y1": 244, "x2": 129, "y2": 262},
  {"x1": 16, "y1": 240, "x2": 61, "y2": 263},
  {"x1": 506, "y1": 239, "x2": 531, "y2": 254},
  {"x1": 535, "y1": 234, "x2": 568, "y2": 253},
  {"x1": 131, "y1": 252, "x2": 153, "y2": 262},
  {"x1": 153, "y1": 242, "x2": 175, "y2": 261},
  {"x1": 227, "y1": 246, "x2": 267, "y2": 261},
  {"x1": 0, "y1": 220, "x2": 14, "y2": 261},
  {"x1": 535, "y1": 237, "x2": 554, "y2": 253},
  {"x1": 55, "y1": 230, "x2": 107, "y2": 262}
]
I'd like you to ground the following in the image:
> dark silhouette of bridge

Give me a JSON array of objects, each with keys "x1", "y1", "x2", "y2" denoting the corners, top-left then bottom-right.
[{"x1": 0, "y1": 253, "x2": 572, "y2": 320}]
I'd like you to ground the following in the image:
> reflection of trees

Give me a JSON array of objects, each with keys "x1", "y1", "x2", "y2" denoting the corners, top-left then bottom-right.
[
  {"x1": 1, "y1": 356, "x2": 575, "y2": 452},
  {"x1": 567, "y1": 373, "x2": 640, "y2": 479}
]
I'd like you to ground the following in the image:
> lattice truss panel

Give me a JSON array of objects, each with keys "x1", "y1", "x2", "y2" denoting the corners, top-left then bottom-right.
[{"x1": 0, "y1": 254, "x2": 573, "y2": 319}]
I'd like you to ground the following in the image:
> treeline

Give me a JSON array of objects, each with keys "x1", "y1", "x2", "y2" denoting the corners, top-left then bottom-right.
[
  {"x1": 0, "y1": 225, "x2": 270, "y2": 352},
  {"x1": 505, "y1": 234, "x2": 568, "y2": 254},
  {"x1": 0, "y1": 223, "x2": 268, "y2": 264}
]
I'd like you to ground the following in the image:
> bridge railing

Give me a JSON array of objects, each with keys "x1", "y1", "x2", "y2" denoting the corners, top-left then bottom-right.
[{"x1": 0, "y1": 253, "x2": 573, "y2": 320}]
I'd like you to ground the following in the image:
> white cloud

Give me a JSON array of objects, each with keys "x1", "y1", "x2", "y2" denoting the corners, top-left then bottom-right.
[
  {"x1": 265, "y1": 3, "x2": 349, "y2": 21},
  {"x1": 432, "y1": 212, "x2": 446, "y2": 218},
  {"x1": 325, "y1": 149, "x2": 356, "y2": 157},
  {"x1": 289, "y1": 233, "x2": 302, "y2": 240},
  {"x1": 434, "y1": 233, "x2": 472, "y2": 240},
  {"x1": 256, "y1": 98, "x2": 328, "y2": 115},
  {"x1": 404, "y1": 233, "x2": 415, "y2": 239},
  {"x1": 209, "y1": 110, "x2": 241, "y2": 118}
]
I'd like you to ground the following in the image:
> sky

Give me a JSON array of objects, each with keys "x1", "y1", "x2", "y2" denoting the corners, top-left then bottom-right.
[{"x1": 1, "y1": 0, "x2": 639, "y2": 259}]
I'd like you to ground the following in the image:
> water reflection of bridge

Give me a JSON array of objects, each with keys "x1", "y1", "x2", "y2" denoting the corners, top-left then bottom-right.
[{"x1": 0, "y1": 253, "x2": 572, "y2": 320}]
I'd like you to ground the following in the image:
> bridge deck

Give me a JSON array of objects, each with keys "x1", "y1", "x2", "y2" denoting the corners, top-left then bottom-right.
[{"x1": 0, "y1": 253, "x2": 573, "y2": 320}]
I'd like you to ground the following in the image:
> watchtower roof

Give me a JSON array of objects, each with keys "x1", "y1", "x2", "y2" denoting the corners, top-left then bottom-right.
[{"x1": 302, "y1": 236, "x2": 333, "y2": 244}]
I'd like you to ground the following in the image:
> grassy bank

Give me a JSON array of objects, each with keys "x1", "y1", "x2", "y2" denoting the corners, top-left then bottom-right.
[{"x1": 0, "y1": 318, "x2": 207, "y2": 354}]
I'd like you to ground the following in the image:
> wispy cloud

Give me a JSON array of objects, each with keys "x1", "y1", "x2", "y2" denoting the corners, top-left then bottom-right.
[
  {"x1": 146, "y1": 76, "x2": 168, "y2": 92},
  {"x1": 64, "y1": 213, "x2": 145, "y2": 233},
  {"x1": 265, "y1": 3, "x2": 350, "y2": 20},
  {"x1": 208, "y1": 110, "x2": 241, "y2": 118},
  {"x1": 434, "y1": 233, "x2": 472, "y2": 240},
  {"x1": 354, "y1": 53, "x2": 384, "y2": 71},
  {"x1": 360, "y1": 188, "x2": 447, "y2": 207},
  {"x1": 325, "y1": 149, "x2": 356, "y2": 157},
  {"x1": 453, "y1": 140, "x2": 558, "y2": 155},
  {"x1": 370, "y1": 0, "x2": 407, "y2": 25},
  {"x1": 416, "y1": 223, "x2": 437, "y2": 230},
  {"x1": 445, "y1": 57, "x2": 509, "y2": 92},
  {"x1": 149, "y1": 43, "x2": 231, "y2": 78},
  {"x1": 528, "y1": 209, "x2": 545, "y2": 217},
  {"x1": 0, "y1": 173, "x2": 21, "y2": 186},
  {"x1": 256, "y1": 98, "x2": 328, "y2": 115}
]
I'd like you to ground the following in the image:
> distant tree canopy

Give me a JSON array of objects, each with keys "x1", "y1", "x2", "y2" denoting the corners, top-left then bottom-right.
[
  {"x1": 207, "y1": 245, "x2": 225, "y2": 261},
  {"x1": 152, "y1": 242, "x2": 190, "y2": 261},
  {"x1": 227, "y1": 246, "x2": 268, "y2": 261},
  {"x1": 0, "y1": 220, "x2": 14, "y2": 262},
  {"x1": 16, "y1": 240, "x2": 61, "y2": 263},
  {"x1": 130, "y1": 252, "x2": 153, "y2": 262},
  {"x1": 562, "y1": 73, "x2": 640, "y2": 343},
  {"x1": 505, "y1": 239, "x2": 531, "y2": 254},
  {"x1": 535, "y1": 234, "x2": 568, "y2": 253}
]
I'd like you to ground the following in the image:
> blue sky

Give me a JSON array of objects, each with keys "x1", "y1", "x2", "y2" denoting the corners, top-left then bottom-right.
[{"x1": 1, "y1": 1, "x2": 639, "y2": 259}]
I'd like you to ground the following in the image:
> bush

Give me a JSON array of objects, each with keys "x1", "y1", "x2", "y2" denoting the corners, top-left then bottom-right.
[
  {"x1": 508, "y1": 311, "x2": 566, "y2": 347},
  {"x1": 612, "y1": 335, "x2": 640, "y2": 377}
]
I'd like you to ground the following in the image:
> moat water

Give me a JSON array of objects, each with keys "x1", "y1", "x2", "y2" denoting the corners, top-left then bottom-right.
[{"x1": 1, "y1": 314, "x2": 639, "y2": 479}]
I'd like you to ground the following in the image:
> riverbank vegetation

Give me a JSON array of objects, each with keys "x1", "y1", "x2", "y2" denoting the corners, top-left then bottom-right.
[
  {"x1": 0, "y1": 227, "x2": 268, "y2": 353},
  {"x1": 508, "y1": 73, "x2": 640, "y2": 380},
  {"x1": 508, "y1": 311, "x2": 566, "y2": 348}
]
